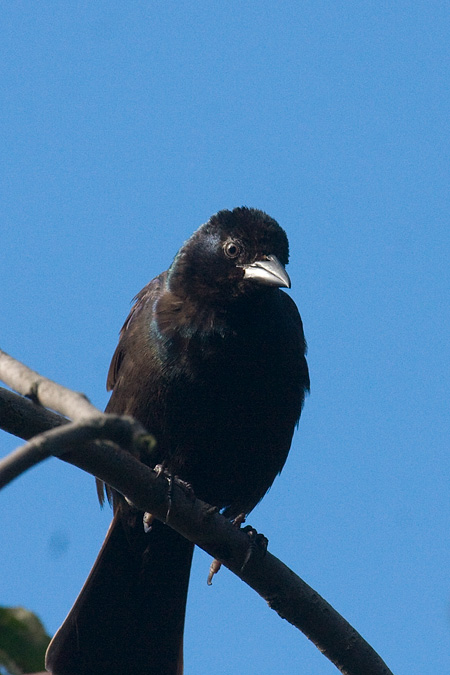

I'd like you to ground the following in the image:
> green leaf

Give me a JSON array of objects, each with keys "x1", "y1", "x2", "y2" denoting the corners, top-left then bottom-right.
[{"x1": 0, "y1": 607, "x2": 51, "y2": 674}]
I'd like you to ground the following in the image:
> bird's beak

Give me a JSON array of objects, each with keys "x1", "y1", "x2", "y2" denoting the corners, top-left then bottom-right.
[{"x1": 241, "y1": 255, "x2": 291, "y2": 289}]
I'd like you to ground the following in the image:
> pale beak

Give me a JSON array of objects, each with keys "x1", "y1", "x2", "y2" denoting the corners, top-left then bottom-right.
[{"x1": 241, "y1": 255, "x2": 291, "y2": 289}]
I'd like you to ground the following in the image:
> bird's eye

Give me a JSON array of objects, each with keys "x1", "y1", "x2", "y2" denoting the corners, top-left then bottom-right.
[{"x1": 223, "y1": 241, "x2": 241, "y2": 259}]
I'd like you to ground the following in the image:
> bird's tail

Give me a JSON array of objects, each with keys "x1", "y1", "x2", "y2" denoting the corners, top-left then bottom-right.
[{"x1": 46, "y1": 509, "x2": 194, "y2": 675}]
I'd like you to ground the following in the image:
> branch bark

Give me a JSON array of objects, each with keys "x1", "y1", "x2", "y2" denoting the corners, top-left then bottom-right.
[{"x1": 0, "y1": 351, "x2": 394, "y2": 675}]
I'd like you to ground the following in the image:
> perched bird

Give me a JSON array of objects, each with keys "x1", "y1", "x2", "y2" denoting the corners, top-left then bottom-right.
[{"x1": 46, "y1": 207, "x2": 309, "y2": 675}]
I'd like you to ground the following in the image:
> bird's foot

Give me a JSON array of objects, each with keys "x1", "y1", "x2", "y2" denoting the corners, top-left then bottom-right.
[
  {"x1": 233, "y1": 513, "x2": 246, "y2": 528},
  {"x1": 240, "y1": 525, "x2": 268, "y2": 572},
  {"x1": 153, "y1": 464, "x2": 195, "y2": 523},
  {"x1": 153, "y1": 464, "x2": 175, "y2": 523},
  {"x1": 207, "y1": 513, "x2": 252, "y2": 585}
]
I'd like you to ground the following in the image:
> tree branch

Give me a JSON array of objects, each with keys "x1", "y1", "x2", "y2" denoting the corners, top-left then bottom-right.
[
  {"x1": 0, "y1": 349, "x2": 97, "y2": 420},
  {"x1": 0, "y1": 385, "x2": 66, "y2": 439},
  {"x1": 0, "y1": 349, "x2": 154, "y2": 492},
  {"x1": 0, "y1": 353, "x2": 394, "y2": 675}
]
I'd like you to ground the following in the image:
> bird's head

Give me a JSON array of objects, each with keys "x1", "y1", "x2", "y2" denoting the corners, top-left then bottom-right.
[{"x1": 168, "y1": 207, "x2": 291, "y2": 304}]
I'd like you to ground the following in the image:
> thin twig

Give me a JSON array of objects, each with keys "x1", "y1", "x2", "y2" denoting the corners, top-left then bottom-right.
[{"x1": 0, "y1": 412, "x2": 153, "y2": 490}]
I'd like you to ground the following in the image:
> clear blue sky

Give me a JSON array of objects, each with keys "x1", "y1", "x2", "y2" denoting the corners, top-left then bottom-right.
[{"x1": 1, "y1": 3, "x2": 449, "y2": 674}]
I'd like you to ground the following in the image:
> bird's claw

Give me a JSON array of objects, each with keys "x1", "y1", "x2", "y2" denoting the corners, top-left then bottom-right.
[
  {"x1": 232, "y1": 513, "x2": 246, "y2": 528},
  {"x1": 143, "y1": 512, "x2": 154, "y2": 533},
  {"x1": 207, "y1": 559, "x2": 222, "y2": 586},
  {"x1": 153, "y1": 464, "x2": 174, "y2": 523},
  {"x1": 207, "y1": 513, "x2": 254, "y2": 585},
  {"x1": 240, "y1": 525, "x2": 268, "y2": 572}
]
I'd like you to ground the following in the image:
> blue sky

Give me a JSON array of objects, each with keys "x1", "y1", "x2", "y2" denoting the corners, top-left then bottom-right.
[{"x1": 1, "y1": 3, "x2": 449, "y2": 673}]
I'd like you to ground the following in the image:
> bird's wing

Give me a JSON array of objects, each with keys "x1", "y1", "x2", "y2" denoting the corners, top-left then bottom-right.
[{"x1": 106, "y1": 271, "x2": 167, "y2": 392}]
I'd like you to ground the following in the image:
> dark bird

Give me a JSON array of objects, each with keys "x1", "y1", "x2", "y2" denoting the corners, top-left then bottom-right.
[{"x1": 46, "y1": 207, "x2": 309, "y2": 675}]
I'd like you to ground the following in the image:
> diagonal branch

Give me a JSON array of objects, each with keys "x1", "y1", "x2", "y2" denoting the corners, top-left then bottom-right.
[
  {"x1": 0, "y1": 385, "x2": 66, "y2": 439},
  {"x1": 0, "y1": 354, "x2": 395, "y2": 675},
  {"x1": 0, "y1": 348, "x2": 98, "y2": 420}
]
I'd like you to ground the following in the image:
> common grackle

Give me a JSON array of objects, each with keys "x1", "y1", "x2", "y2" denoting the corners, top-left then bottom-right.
[{"x1": 46, "y1": 207, "x2": 309, "y2": 675}]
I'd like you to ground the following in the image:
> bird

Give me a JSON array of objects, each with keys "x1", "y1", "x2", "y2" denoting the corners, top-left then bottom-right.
[{"x1": 45, "y1": 206, "x2": 310, "y2": 675}]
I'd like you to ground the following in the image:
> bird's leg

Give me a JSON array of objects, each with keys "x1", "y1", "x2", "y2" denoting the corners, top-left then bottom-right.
[{"x1": 207, "y1": 513, "x2": 247, "y2": 585}]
